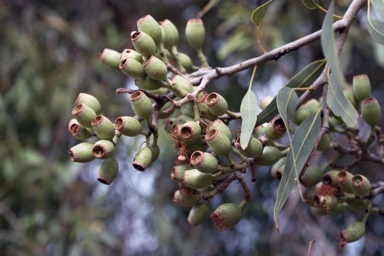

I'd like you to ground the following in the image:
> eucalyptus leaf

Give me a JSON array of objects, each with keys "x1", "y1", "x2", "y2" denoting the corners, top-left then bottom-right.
[
  {"x1": 251, "y1": 0, "x2": 274, "y2": 26},
  {"x1": 321, "y1": 1, "x2": 358, "y2": 127},
  {"x1": 240, "y1": 90, "x2": 258, "y2": 149},
  {"x1": 371, "y1": 0, "x2": 384, "y2": 20},
  {"x1": 367, "y1": 16, "x2": 384, "y2": 45},
  {"x1": 276, "y1": 87, "x2": 299, "y2": 131},
  {"x1": 273, "y1": 109, "x2": 321, "y2": 230},
  {"x1": 256, "y1": 59, "x2": 325, "y2": 126},
  {"x1": 302, "y1": 0, "x2": 318, "y2": 10}
]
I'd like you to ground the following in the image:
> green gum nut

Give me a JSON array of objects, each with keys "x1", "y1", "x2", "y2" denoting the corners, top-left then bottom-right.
[
  {"x1": 210, "y1": 203, "x2": 242, "y2": 232},
  {"x1": 149, "y1": 143, "x2": 160, "y2": 164},
  {"x1": 170, "y1": 75, "x2": 194, "y2": 98},
  {"x1": 300, "y1": 166, "x2": 324, "y2": 188},
  {"x1": 259, "y1": 96, "x2": 273, "y2": 110},
  {"x1": 235, "y1": 137, "x2": 263, "y2": 158},
  {"x1": 184, "y1": 169, "x2": 213, "y2": 190},
  {"x1": 310, "y1": 202, "x2": 347, "y2": 216},
  {"x1": 99, "y1": 48, "x2": 121, "y2": 70},
  {"x1": 173, "y1": 188, "x2": 200, "y2": 207},
  {"x1": 177, "y1": 52, "x2": 193, "y2": 71},
  {"x1": 137, "y1": 15, "x2": 163, "y2": 48},
  {"x1": 135, "y1": 75, "x2": 166, "y2": 91},
  {"x1": 361, "y1": 97, "x2": 381, "y2": 128},
  {"x1": 130, "y1": 31, "x2": 157, "y2": 58},
  {"x1": 197, "y1": 97, "x2": 217, "y2": 121},
  {"x1": 207, "y1": 119, "x2": 232, "y2": 141},
  {"x1": 130, "y1": 91, "x2": 153, "y2": 119},
  {"x1": 336, "y1": 170, "x2": 354, "y2": 193},
  {"x1": 91, "y1": 115, "x2": 115, "y2": 140},
  {"x1": 205, "y1": 128, "x2": 232, "y2": 156},
  {"x1": 159, "y1": 19, "x2": 179, "y2": 50},
  {"x1": 353, "y1": 74, "x2": 371, "y2": 102},
  {"x1": 143, "y1": 55, "x2": 168, "y2": 80},
  {"x1": 68, "y1": 142, "x2": 95, "y2": 163},
  {"x1": 72, "y1": 103, "x2": 97, "y2": 128},
  {"x1": 253, "y1": 125, "x2": 265, "y2": 138},
  {"x1": 292, "y1": 107, "x2": 310, "y2": 125},
  {"x1": 171, "y1": 164, "x2": 193, "y2": 183},
  {"x1": 339, "y1": 222, "x2": 366, "y2": 248},
  {"x1": 190, "y1": 150, "x2": 218, "y2": 174},
  {"x1": 132, "y1": 146, "x2": 153, "y2": 172},
  {"x1": 343, "y1": 86, "x2": 359, "y2": 110},
  {"x1": 92, "y1": 140, "x2": 115, "y2": 159},
  {"x1": 121, "y1": 49, "x2": 143, "y2": 63},
  {"x1": 97, "y1": 157, "x2": 118, "y2": 185},
  {"x1": 74, "y1": 93, "x2": 101, "y2": 115},
  {"x1": 119, "y1": 57, "x2": 146, "y2": 78},
  {"x1": 264, "y1": 118, "x2": 286, "y2": 141},
  {"x1": 114, "y1": 116, "x2": 142, "y2": 137},
  {"x1": 185, "y1": 18, "x2": 205, "y2": 50},
  {"x1": 205, "y1": 92, "x2": 228, "y2": 116},
  {"x1": 322, "y1": 170, "x2": 340, "y2": 187},
  {"x1": 314, "y1": 194, "x2": 338, "y2": 212},
  {"x1": 180, "y1": 121, "x2": 202, "y2": 143},
  {"x1": 270, "y1": 156, "x2": 286, "y2": 180},
  {"x1": 255, "y1": 146, "x2": 282, "y2": 166},
  {"x1": 317, "y1": 133, "x2": 331, "y2": 151},
  {"x1": 347, "y1": 199, "x2": 369, "y2": 212},
  {"x1": 68, "y1": 119, "x2": 92, "y2": 140},
  {"x1": 351, "y1": 174, "x2": 371, "y2": 197},
  {"x1": 188, "y1": 202, "x2": 210, "y2": 226}
]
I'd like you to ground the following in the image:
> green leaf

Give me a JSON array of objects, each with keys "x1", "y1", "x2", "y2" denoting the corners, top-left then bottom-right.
[
  {"x1": 367, "y1": 16, "x2": 384, "y2": 45},
  {"x1": 251, "y1": 0, "x2": 274, "y2": 26},
  {"x1": 321, "y1": 1, "x2": 358, "y2": 127},
  {"x1": 371, "y1": 0, "x2": 384, "y2": 20},
  {"x1": 302, "y1": 0, "x2": 319, "y2": 10},
  {"x1": 273, "y1": 109, "x2": 321, "y2": 230},
  {"x1": 276, "y1": 87, "x2": 298, "y2": 130},
  {"x1": 256, "y1": 59, "x2": 325, "y2": 126},
  {"x1": 240, "y1": 90, "x2": 258, "y2": 149}
]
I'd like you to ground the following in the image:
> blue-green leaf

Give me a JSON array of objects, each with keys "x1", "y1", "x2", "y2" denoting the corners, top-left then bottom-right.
[
  {"x1": 371, "y1": 0, "x2": 384, "y2": 20},
  {"x1": 240, "y1": 90, "x2": 258, "y2": 149},
  {"x1": 276, "y1": 87, "x2": 299, "y2": 130},
  {"x1": 251, "y1": 0, "x2": 274, "y2": 26},
  {"x1": 256, "y1": 59, "x2": 325, "y2": 126},
  {"x1": 367, "y1": 16, "x2": 384, "y2": 45},
  {"x1": 273, "y1": 109, "x2": 321, "y2": 230},
  {"x1": 321, "y1": 1, "x2": 358, "y2": 127},
  {"x1": 302, "y1": 0, "x2": 319, "y2": 10}
]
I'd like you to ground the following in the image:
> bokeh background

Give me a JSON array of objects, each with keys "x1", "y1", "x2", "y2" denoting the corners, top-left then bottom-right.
[{"x1": 1, "y1": 0, "x2": 384, "y2": 255}]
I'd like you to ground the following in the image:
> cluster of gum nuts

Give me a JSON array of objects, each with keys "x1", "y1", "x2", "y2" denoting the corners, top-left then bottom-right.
[{"x1": 68, "y1": 13, "x2": 381, "y2": 238}]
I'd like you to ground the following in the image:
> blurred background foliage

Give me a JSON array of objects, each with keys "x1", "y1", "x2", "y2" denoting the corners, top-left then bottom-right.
[{"x1": 1, "y1": 0, "x2": 384, "y2": 255}]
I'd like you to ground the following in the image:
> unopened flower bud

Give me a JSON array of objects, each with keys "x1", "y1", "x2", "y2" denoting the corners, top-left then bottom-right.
[
  {"x1": 131, "y1": 31, "x2": 157, "y2": 58},
  {"x1": 185, "y1": 18, "x2": 205, "y2": 50},
  {"x1": 97, "y1": 157, "x2": 118, "y2": 185},
  {"x1": 91, "y1": 115, "x2": 115, "y2": 140},
  {"x1": 353, "y1": 74, "x2": 371, "y2": 102},
  {"x1": 72, "y1": 103, "x2": 97, "y2": 128},
  {"x1": 190, "y1": 151, "x2": 218, "y2": 174},
  {"x1": 68, "y1": 142, "x2": 95, "y2": 163},
  {"x1": 211, "y1": 203, "x2": 242, "y2": 232},
  {"x1": 99, "y1": 48, "x2": 121, "y2": 70},
  {"x1": 188, "y1": 202, "x2": 210, "y2": 226},
  {"x1": 170, "y1": 75, "x2": 194, "y2": 98},
  {"x1": 74, "y1": 93, "x2": 101, "y2": 115},
  {"x1": 92, "y1": 140, "x2": 115, "y2": 159},
  {"x1": 351, "y1": 174, "x2": 371, "y2": 197},
  {"x1": 130, "y1": 91, "x2": 153, "y2": 119},
  {"x1": 133, "y1": 146, "x2": 153, "y2": 172},
  {"x1": 159, "y1": 19, "x2": 179, "y2": 50},
  {"x1": 361, "y1": 97, "x2": 381, "y2": 128},
  {"x1": 135, "y1": 75, "x2": 166, "y2": 91},
  {"x1": 259, "y1": 96, "x2": 273, "y2": 110},
  {"x1": 340, "y1": 222, "x2": 366, "y2": 248},
  {"x1": 235, "y1": 137, "x2": 263, "y2": 158},
  {"x1": 114, "y1": 116, "x2": 142, "y2": 137},
  {"x1": 205, "y1": 92, "x2": 228, "y2": 116},
  {"x1": 177, "y1": 52, "x2": 193, "y2": 71}
]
